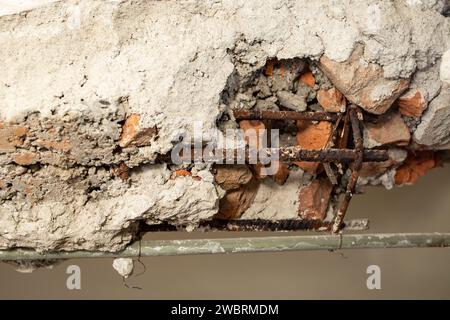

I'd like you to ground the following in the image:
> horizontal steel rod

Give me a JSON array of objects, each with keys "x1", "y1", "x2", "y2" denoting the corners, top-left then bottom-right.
[
  {"x1": 1, "y1": 233, "x2": 449, "y2": 260},
  {"x1": 276, "y1": 147, "x2": 388, "y2": 163},
  {"x1": 189, "y1": 147, "x2": 389, "y2": 163},
  {"x1": 233, "y1": 109, "x2": 381, "y2": 123},
  {"x1": 233, "y1": 110, "x2": 339, "y2": 122},
  {"x1": 143, "y1": 218, "x2": 370, "y2": 232}
]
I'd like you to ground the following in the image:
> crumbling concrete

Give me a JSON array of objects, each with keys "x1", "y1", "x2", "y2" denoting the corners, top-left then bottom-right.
[
  {"x1": 0, "y1": 0, "x2": 449, "y2": 253},
  {"x1": 414, "y1": 85, "x2": 450, "y2": 149}
]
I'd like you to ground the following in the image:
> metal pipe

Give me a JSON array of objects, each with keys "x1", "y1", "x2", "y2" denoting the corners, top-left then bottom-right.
[{"x1": 1, "y1": 233, "x2": 450, "y2": 260}]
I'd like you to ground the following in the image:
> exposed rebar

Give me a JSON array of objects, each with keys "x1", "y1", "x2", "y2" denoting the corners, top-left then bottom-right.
[
  {"x1": 233, "y1": 110, "x2": 339, "y2": 122},
  {"x1": 332, "y1": 107, "x2": 364, "y2": 233},
  {"x1": 271, "y1": 147, "x2": 388, "y2": 163},
  {"x1": 143, "y1": 218, "x2": 369, "y2": 232},
  {"x1": 323, "y1": 114, "x2": 343, "y2": 184},
  {"x1": 194, "y1": 147, "x2": 389, "y2": 164}
]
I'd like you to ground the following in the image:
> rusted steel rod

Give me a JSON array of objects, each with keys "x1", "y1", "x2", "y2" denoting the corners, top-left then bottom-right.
[
  {"x1": 194, "y1": 147, "x2": 389, "y2": 164},
  {"x1": 332, "y1": 107, "x2": 364, "y2": 233},
  {"x1": 142, "y1": 218, "x2": 369, "y2": 232},
  {"x1": 233, "y1": 110, "x2": 339, "y2": 122},
  {"x1": 323, "y1": 114, "x2": 343, "y2": 185},
  {"x1": 275, "y1": 148, "x2": 387, "y2": 163},
  {"x1": 199, "y1": 218, "x2": 369, "y2": 232}
]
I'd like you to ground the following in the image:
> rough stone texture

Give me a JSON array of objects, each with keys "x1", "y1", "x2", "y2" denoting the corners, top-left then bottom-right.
[
  {"x1": 414, "y1": 85, "x2": 450, "y2": 149},
  {"x1": 277, "y1": 91, "x2": 307, "y2": 111},
  {"x1": 318, "y1": 45, "x2": 410, "y2": 114},
  {"x1": 241, "y1": 171, "x2": 302, "y2": 220},
  {"x1": 441, "y1": 49, "x2": 450, "y2": 84},
  {"x1": 0, "y1": 164, "x2": 219, "y2": 251},
  {"x1": 0, "y1": 0, "x2": 59, "y2": 16},
  {"x1": 112, "y1": 258, "x2": 134, "y2": 278},
  {"x1": 0, "y1": 0, "x2": 449, "y2": 252}
]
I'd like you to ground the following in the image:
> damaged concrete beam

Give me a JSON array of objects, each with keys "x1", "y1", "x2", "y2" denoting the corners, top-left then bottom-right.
[{"x1": 0, "y1": 0, "x2": 449, "y2": 254}]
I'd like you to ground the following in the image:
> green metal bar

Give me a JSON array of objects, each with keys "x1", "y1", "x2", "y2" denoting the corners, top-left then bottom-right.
[{"x1": 1, "y1": 233, "x2": 450, "y2": 261}]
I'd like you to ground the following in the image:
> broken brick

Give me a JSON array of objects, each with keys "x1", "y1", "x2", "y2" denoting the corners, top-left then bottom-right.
[
  {"x1": 264, "y1": 59, "x2": 275, "y2": 76},
  {"x1": 239, "y1": 120, "x2": 267, "y2": 179},
  {"x1": 298, "y1": 69, "x2": 315, "y2": 88},
  {"x1": 0, "y1": 123, "x2": 28, "y2": 152},
  {"x1": 239, "y1": 120, "x2": 266, "y2": 149},
  {"x1": 14, "y1": 152, "x2": 37, "y2": 166},
  {"x1": 12, "y1": 126, "x2": 28, "y2": 138},
  {"x1": 298, "y1": 178, "x2": 332, "y2": 221},
  {"x1": 394, "y1": 151, "x2": 439, "y2": 186},
  {"x1": 317, "y1": 87, "x2": 346, "y2": 113},
  {"x1": 295, "y1": 121, "x2": 332, "y2": 174},
  {"x1": 112, "y1": 163, "x2": 130, "y2": 181},
  {"x1": 397, "y1": 90, "x2": 426, "y2": 118},
  {"x1": 173, "y1": 169, "x2": 191, "y2": 177},
  {"x1": 119, "y1": 114, "x2": 157, "y2": 148},
  {"x1": 239, "y1": 120, "x2": 289, "y2": 184},
  {"x1": 363, "y1": 112, "x2": 411, "y2": 148},
  {"x1": 271, "y1": 161, "x2": 290, "y2": 185},
  {"x1": 119, "y1": 114, "x2": 140, "y2": 148},
  {"x1": 250, "y1": 163, "x2": 267, "y2": 180},
  {"x1": 217, "y1": 178, "x2": 259, "y2": 219},
  {"x1": 214, "y1": 165, "x2": 253, "y2": 191}
]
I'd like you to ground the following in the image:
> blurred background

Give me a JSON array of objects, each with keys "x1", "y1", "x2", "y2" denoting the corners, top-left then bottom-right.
[{"x1": 0, "y1": 164, "x2": 449, "y2": 299}]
